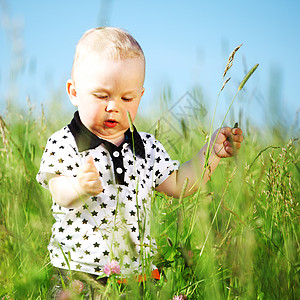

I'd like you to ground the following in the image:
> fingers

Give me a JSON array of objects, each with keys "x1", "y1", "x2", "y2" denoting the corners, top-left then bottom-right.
[
  {"x1": 219, "y1": 126, "x2": 243, "y2": 138},
  {"x1": 232, "y1": 127, "x2": 243, "y2": 136},
  {"x1": 85, "y1": 155, "x2": 98, "y2": 170},
  {"x1": 77, "y1": 156, "x2": 103, "y2": 196},
  {"x1": 213, "y1": 126, "x2": 244, "y2": 158},
  {"x1": 85, "y1": 155, "x2": 95, "y2": 165},
  {"x1": 224, "y1": 127, "x2": 243, "y2": 154},
  {"x1": 223, "y1": 140, "x2": 238, "y2": 155},
  {"x1": 82, "y1": 156, "x2": 99, "y2": 177},
  {"x1": 85, "y1": 179, "x2": 103, "y2": 196}
]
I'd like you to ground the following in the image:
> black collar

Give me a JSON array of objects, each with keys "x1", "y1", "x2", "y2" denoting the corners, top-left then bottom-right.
[{"x1": 68, "y1": 111, "x2": 145, "y2": 159}]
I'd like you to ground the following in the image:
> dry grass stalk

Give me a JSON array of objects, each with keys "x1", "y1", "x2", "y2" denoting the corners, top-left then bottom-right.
[
  {"x1": 223, "y1": 44, "x2": 243, "y2": 78},
  {"x1": 221, "y1": 77, "x2": 231, "y2": 91},
  {"x1": 0, "y1": 115, "x2": 10, "y2": 158}
]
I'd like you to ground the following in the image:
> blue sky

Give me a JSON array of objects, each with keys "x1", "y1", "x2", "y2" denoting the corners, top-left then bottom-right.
[{"x1": 1, "y1": 0, "x2": 299, "y2": 129}]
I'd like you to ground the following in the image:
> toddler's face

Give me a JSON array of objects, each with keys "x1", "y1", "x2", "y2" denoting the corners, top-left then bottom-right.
[{"x1": 67, "y1": 54, "x2": 145, "y2": 145}]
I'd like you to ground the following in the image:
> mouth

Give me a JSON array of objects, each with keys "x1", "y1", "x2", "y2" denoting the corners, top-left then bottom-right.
[{"x1": 104, "y1": 119, "x2": 117, "y2": 128}]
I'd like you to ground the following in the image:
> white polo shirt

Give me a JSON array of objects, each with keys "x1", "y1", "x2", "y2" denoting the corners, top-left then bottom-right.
[{"x1": 37, "y1": 111, "x2": 179, "y2": 276}]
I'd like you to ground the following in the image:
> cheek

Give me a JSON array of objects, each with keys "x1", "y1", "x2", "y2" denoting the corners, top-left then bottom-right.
[
  {"x1": 127, "y1": 102, "x2": 140, "y2": 121},
  {"x1": 79, "y1": 101, "x2": 104, "y2": 120}
]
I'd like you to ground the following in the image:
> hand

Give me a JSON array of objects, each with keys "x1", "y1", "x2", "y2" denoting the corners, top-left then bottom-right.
[
  {"x1": 211, "y1": 127, "x2": 243, "y2": 158},
  {"x1": 77, "y1": 156, "x2": 103, "y2": 196}
]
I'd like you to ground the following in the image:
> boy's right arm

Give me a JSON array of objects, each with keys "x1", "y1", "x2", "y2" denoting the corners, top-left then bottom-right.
[{"x1": 48, "y1": 156, "x2": 103, "y2": 208}]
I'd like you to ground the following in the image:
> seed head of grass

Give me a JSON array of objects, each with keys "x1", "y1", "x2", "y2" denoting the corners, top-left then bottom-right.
[
  {"x1": 223, "y1": 43, "x2": 243, "y2": 78},
  {"x1": 127, "y1": 111, "x2": 134, "y2": 133},
  {"x1": 179, "y1": 178, "x2": 189, "y2": 203},
  {"x1": 238, "y1": 64, "x2": 259, "y2": 91},
  {"x1": 221, "y1": 77, "x2": 231, "y2": 91},
  {"x1": 155, "y1": 119, "x2": 160, "y2": 140}
]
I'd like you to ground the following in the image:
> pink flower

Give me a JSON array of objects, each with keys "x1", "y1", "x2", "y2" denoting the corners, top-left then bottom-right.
[
  {"x1": 103, "y1": 259, "x2": 121, "y2": 276},
  {"x1": 71, "y1": 280, "x2": 84, "y2": 293},
  {"x1": 172, "y1": 294, "x2": 187, "y2": 300},
  {"x1": 57, "y1": 290, "x2": 72, "y2": 300}
]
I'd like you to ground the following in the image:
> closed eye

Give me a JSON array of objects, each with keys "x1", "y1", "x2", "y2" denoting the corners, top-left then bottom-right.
[
  {"x1": 122, "y1": 97, "x2": 133, "y2": 102},
  {"x1": 94, "y1": 94, "x2": 108, "y2": 99}
]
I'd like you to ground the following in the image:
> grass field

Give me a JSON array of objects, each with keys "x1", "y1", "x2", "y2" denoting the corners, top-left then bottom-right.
[
  {"x1": 0, "y1": 47, "x2": 299, "y2": 300},
  {"x1": 0, "y1": 90, "x2": 299, "y2": 299}
]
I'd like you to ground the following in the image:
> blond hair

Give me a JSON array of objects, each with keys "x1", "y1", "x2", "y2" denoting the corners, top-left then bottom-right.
[{"x1": 71, "y1": 27, "x2": 145, "y2": 81}]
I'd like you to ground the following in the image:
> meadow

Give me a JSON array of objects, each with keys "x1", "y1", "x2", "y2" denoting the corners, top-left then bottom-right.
[{"x1": 0, "y1": 60, "x2": 299, "y2": 299}]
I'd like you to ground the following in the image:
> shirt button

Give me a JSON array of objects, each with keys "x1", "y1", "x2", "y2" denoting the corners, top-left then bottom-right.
[
  {"x1": 113, "y1": 151, "x2": 120, "y2": 157},
  {"x1": 116, "y1": 167, "x2": 123, "y2": 174}
]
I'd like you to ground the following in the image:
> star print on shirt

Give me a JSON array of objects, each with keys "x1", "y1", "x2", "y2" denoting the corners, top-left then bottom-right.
[
  {"x1": 91, "y1": 210, "x2": 98, "y2": 216},
  {"x1": 101, "y1": 218, "x2": 108, "y2": 224},
  {"x1": 36, "y1": 111, "x2": 179, "y2": 276},
  {"x1": 100, "y1": 203, "x2": 107, "y2": 209}
]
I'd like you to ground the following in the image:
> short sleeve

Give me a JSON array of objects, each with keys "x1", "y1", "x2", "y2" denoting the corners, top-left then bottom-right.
[
  {"x1": 153, "y1": 139, "x2": 179, "y2": 187},
  {"x1": 141, "y1": 134, "x2": 179, "y2": 188},
  {"x1": 36, "y1": 128, "x2": 81, "y2": 189}
]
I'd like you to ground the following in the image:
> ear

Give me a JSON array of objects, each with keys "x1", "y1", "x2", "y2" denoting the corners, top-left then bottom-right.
[{"x1": 66, "y1": 79, "x2": 78, "y2": 107}]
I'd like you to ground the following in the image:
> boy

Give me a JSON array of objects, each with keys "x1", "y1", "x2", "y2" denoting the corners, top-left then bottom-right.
[{"x1": 37, "y1": 27, "x2": 243, "y2": 298}]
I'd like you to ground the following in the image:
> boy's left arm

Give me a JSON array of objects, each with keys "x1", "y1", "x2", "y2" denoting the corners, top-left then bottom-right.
[{"x1": 156, "y1": 127, "x2": 243, "y2": 198}]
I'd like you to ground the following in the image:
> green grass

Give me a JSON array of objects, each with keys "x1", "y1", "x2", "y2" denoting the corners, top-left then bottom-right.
[{"x1": 0, "y1": 99, "x2": 299, "y2": 299}]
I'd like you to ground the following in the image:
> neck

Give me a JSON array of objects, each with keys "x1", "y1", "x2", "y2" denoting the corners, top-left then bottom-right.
[{"x1": 101, "y1": 134, "x2": 125, "y2": 147}]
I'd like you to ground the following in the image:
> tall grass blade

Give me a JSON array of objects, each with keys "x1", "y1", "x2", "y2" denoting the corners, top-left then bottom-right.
[{"x1": 238, "y1": 64, "x2": 259, "y2": 91}]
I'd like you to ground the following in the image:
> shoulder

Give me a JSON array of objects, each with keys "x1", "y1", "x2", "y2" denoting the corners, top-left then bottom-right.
[
  {"x1": 139, "y1": 132, "x2": 166, "y2": 147},
  {"x1": 46, "y1": 126, "x2": 74, "y2": 143},
  {"x1": 42, "y1": 126, "x2": 79, "y2": 160},
  {"x1": 44, "y1": 126, "x2": 77, "y2": 150},
  {"x1": 138, "y1": 132, "x2": 167, "y2": 151},
  {"x1": 138, "y1": 132, "x2": 155, "y2": 143},
  {"x1": 138, "y1": 131, "x2": 174, "y2": 162}
]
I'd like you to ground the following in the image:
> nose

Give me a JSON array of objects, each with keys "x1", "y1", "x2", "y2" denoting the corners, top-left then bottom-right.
[{"x1": 105, "y1": 100, "x2": 118, "y2": 112}]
